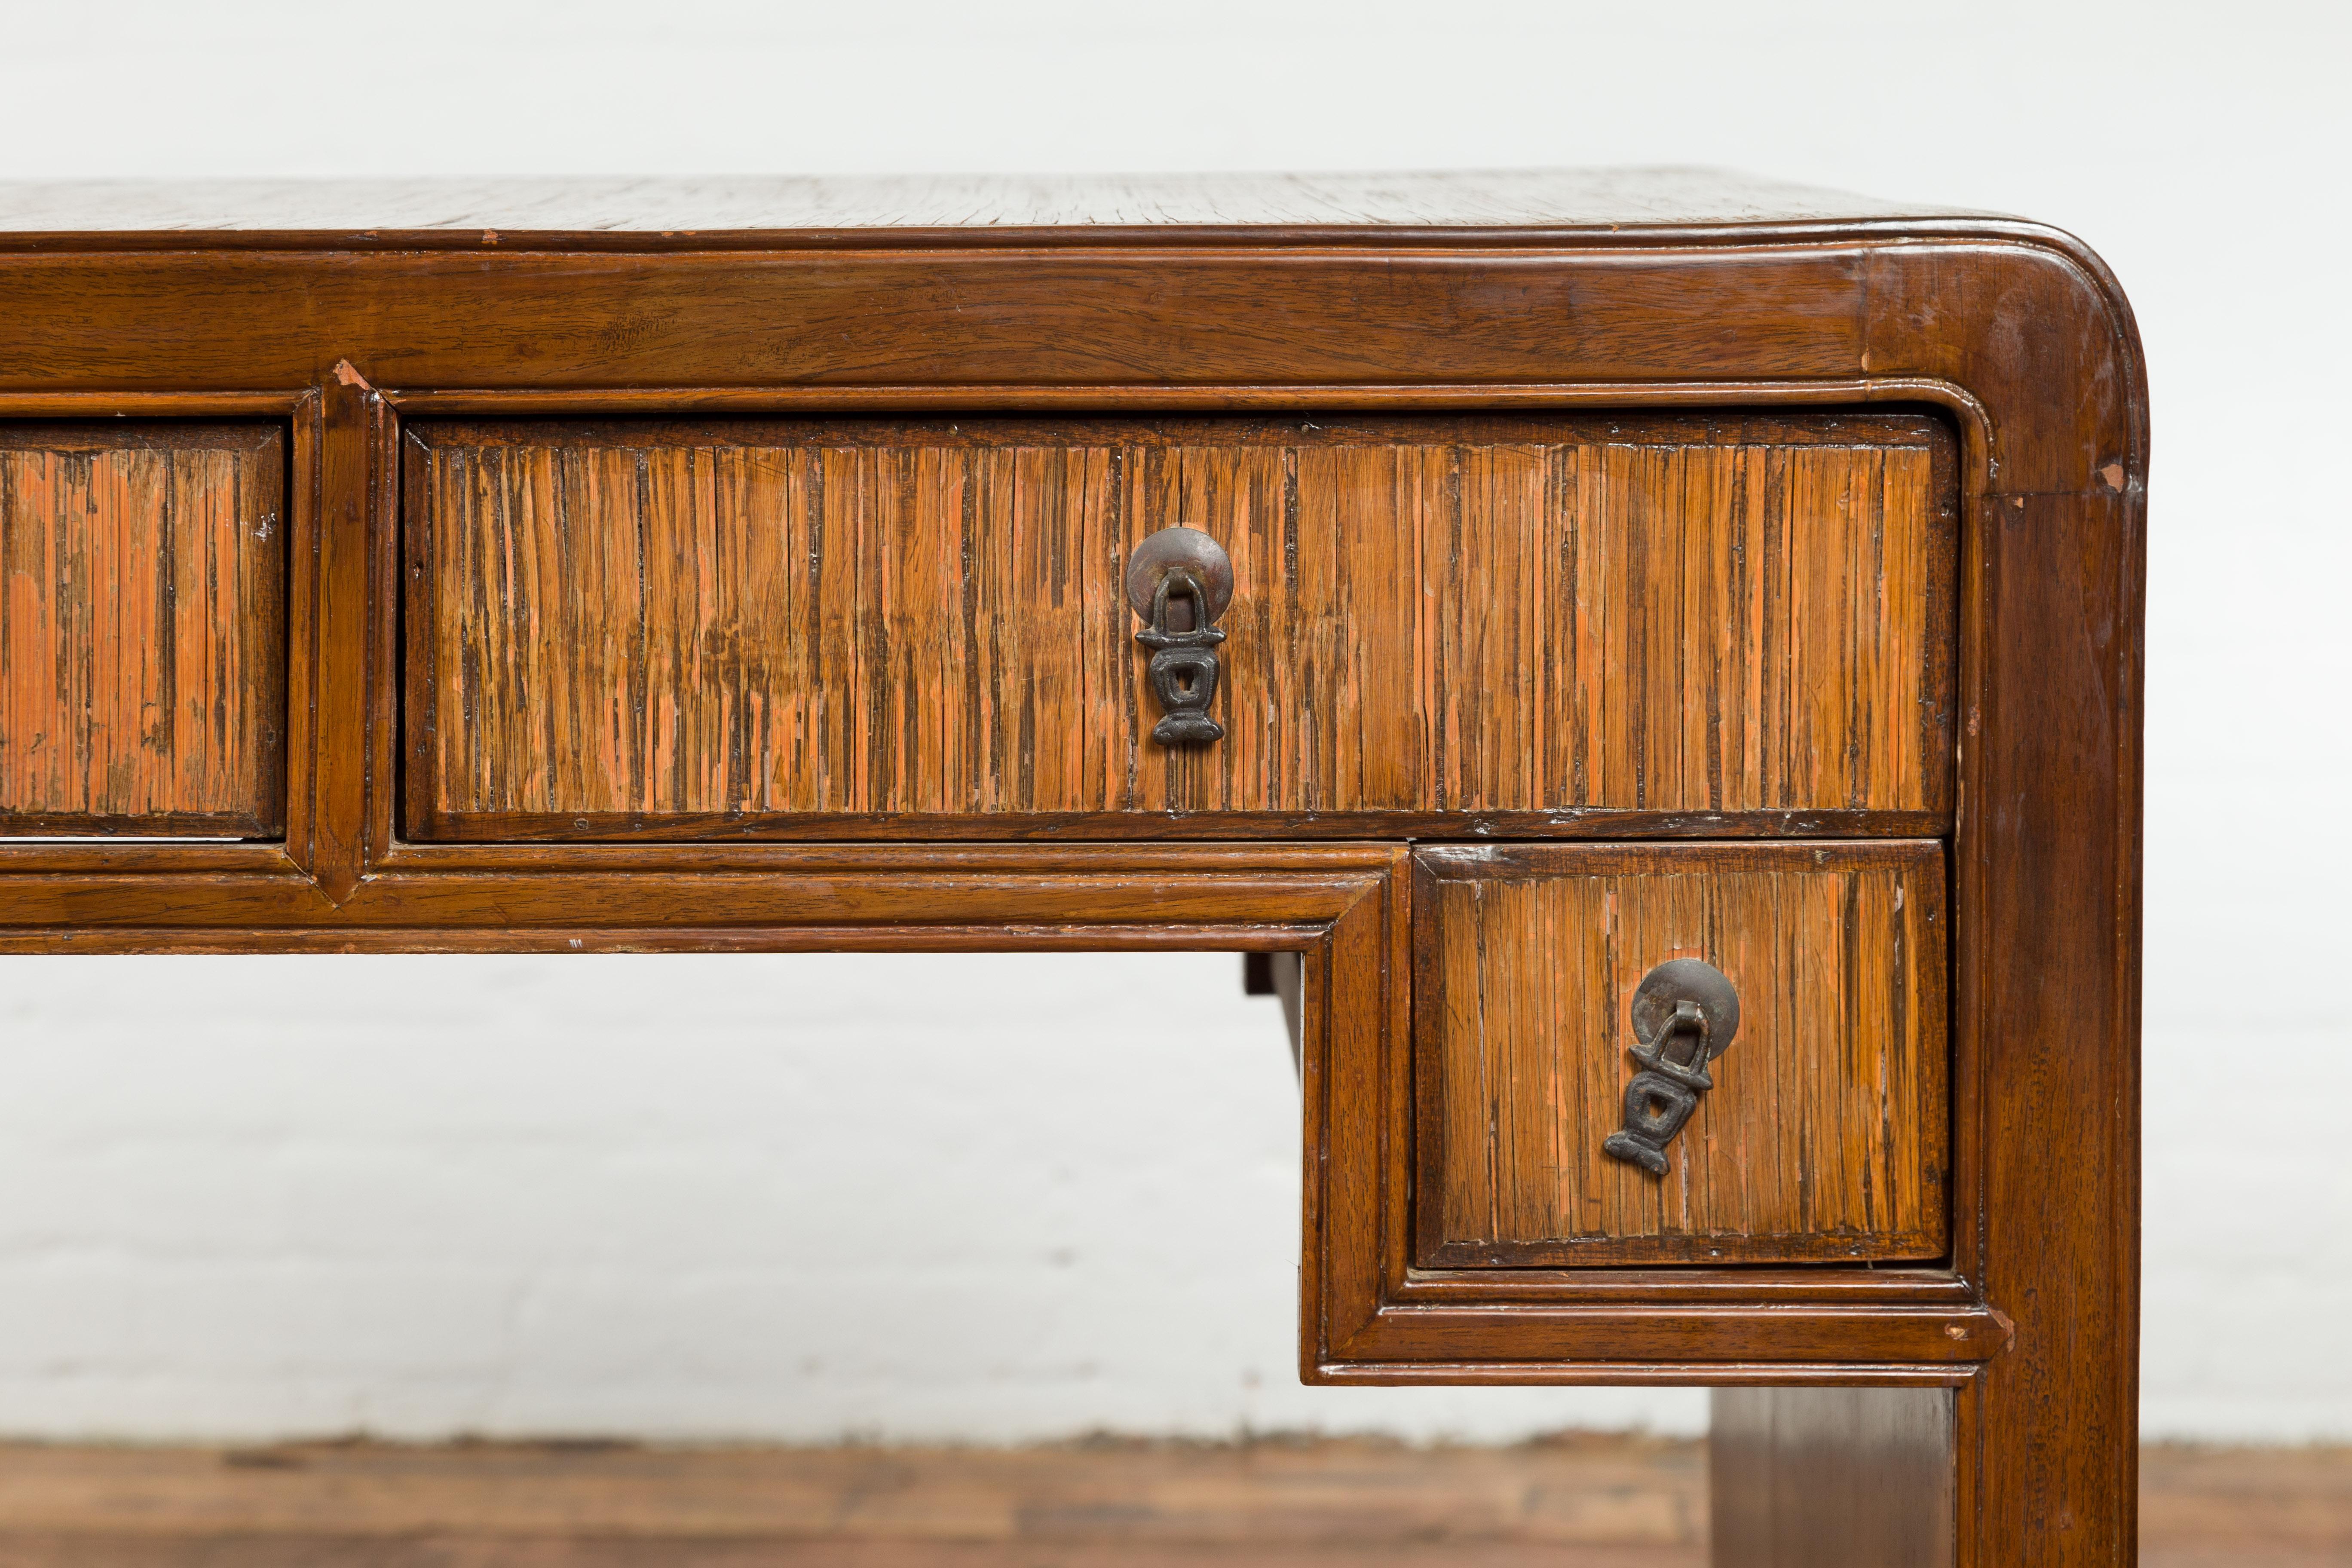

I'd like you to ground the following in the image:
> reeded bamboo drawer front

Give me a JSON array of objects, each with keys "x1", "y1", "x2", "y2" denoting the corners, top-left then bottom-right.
[
  {"x1": 404, "y1": 413, "x2": 1954, "y2": 838},
  {"x1": 1414, "y1": 841, "x2": 1948, "y2": 1267},
  {"x1": 0, "y1": 422, "x2": 285, "y2": 837}
]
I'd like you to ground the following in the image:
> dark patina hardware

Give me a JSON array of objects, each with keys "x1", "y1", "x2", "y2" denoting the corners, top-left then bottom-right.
[
  {"x1": 1603, "y1": 958, "x2": 1740, "y2": 1177},
  {"x1": 1126, "y1": 526, "x2": 1233, "y2": 747}
]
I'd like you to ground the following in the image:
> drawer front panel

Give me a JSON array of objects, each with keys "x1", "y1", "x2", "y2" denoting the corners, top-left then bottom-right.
[
  {"x1": 0, "y1": 422, "x2": 285, "y2": 836},
  {"x1": 1415, "y1": 841, "x2": 1947, "y2": 1266},
  {"x1": 406, "y1": 413, "x2": 1953, "y2": 837}
]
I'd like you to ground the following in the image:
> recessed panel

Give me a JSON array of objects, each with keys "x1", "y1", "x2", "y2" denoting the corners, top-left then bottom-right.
[
  {"x1": 404, "y1": 413, "x2": 1954, "y2": 838},
  {"x1": 1415, "y1": 840, "x2": 1948, "y2": 1267},
  {"x1": 0, "y1": 422, "x2": 285, "y2": 836}
]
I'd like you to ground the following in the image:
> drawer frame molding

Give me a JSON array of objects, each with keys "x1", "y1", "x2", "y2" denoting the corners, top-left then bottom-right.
[{"x1": 392, "y1": 404, "x2": 1957, "y2": 842}]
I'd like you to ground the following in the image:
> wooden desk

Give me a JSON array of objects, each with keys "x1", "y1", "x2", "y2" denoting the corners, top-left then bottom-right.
[{"x1": 0, "y1": 171, "x2": 2144, "y2": 1566}]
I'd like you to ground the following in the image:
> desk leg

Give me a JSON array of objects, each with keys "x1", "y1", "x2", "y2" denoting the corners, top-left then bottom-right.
[
  {"x1": 1243, "y1": 950, "x2": 1306, "y2": 1076},
  {"x1": 1711, "y1": 1387, "x2": 1955, "y2": 1567}
]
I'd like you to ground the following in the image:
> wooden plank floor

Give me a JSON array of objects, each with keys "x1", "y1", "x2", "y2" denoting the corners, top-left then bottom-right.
[{"x1": 0, "y1": 1436, "x2": 2338, "y2": 1566}]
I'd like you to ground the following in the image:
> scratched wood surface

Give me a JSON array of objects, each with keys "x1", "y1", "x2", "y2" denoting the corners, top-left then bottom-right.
[
  {"x1": 1415, "y1": 842, "x2": 1947, "y2": 1267},
  {"x1": 0, "y1": 423, "x2": 284, "y2": 836},
  {"x1": 407, "y1": 413, "x2": 1952, "y2": 836}
]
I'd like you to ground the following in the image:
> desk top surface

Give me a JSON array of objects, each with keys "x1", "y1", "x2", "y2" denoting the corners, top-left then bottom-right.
[{"x1": 0, "y1": 168, "x2": 1995, "y2": 248}]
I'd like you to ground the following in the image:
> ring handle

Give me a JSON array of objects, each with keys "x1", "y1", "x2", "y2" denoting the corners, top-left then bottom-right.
[
  {"x1": 1603, "y1": 959, "x2": 1741, "y2": 1176},
  {"x1": 1127, "y1": 527, "x2": 1232, "y2": 747}
]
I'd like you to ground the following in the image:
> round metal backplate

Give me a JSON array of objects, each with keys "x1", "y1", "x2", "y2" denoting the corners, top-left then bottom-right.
[
  {"x1": 1125, "y1": 527, "x2": 1234, "y2": 624},
  {"x1": 1630, "y1": 958, "x2": 1741, "y2": 1059}
]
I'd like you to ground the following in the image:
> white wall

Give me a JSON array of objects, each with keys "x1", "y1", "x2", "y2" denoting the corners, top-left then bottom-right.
[
  {"x1": 0, "y1": 0, "x2": 2345, "y2": 1444},
  {"x1": 0, "y1": 953, "x2": 1696, "y2": 1442}
]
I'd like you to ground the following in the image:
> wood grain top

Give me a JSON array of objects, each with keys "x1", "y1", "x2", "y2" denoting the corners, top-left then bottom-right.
[{"x1": 0, "y1": 168, "x2": 1990, "y2": 247}]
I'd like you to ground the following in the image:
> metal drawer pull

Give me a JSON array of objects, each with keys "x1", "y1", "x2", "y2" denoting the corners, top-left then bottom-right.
[
  {"x1": 1126, "y1": 526, "x2": 1233, "y2": 746},
  {"x1": 1604, "y1": 959, "x2": 1741, "y2": 1176}
]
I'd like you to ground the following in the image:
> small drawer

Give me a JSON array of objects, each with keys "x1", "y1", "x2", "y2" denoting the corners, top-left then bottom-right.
[
  {"x1": 403, "y1": 413, "x2": 1954, "y2": 839},
  {"x1": 1413, "y1": 840, "x2": 1948, "y2": 1267},
  {"x1": 0, "y1": 421, "x2": 285, "y2": 837}
]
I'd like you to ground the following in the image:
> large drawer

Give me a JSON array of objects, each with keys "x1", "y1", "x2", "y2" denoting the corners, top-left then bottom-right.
[
  {"x1": 402, "y1": 413, "x2": 1954, "y2": 839},
  {"x1": 1413, "y1": 840, "x2": 1948, "y2": 1267},
  {"x1": 0, "y1": 421, "x2": 285, "y2": 837}
]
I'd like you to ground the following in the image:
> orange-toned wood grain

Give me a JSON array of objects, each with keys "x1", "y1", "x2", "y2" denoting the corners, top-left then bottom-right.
[
  {"x1": 1418, "y1": 842, "x2": 1947, "y2": 1267},
  {"x1": 408, "y1": 414, "x2": 1951, "y2": 831},
  {"x1": 0, "y1": 423, "x2": 284, "y2": 835}
]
